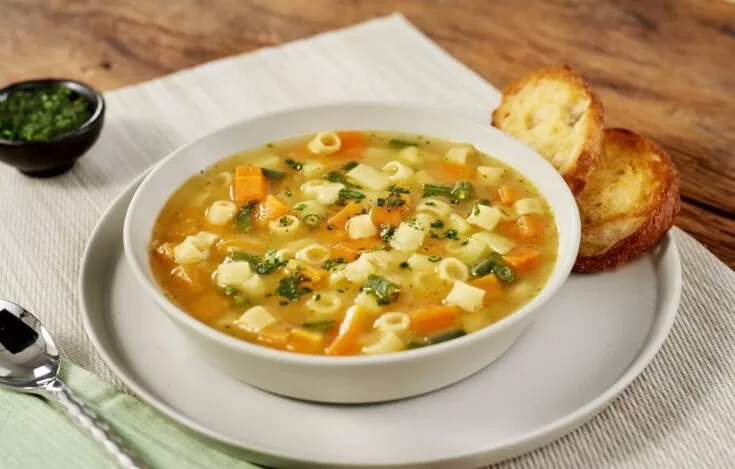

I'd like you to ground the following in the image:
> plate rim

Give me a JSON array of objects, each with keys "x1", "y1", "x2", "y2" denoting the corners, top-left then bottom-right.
[{"x1": 79, "y1": 172, "x2": 682, "y2": 468}]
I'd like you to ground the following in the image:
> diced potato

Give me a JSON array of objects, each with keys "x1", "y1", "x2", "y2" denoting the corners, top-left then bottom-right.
[
  {"x1": 467, "y1": 204, "x2": 502, "y2": 231},
  {"x1": 193, "y1": 231, "x2": 219, "y2": 249},
  {"x1": 240, "y1": 274, "x2": 266, "y2": 298},
  {"x1": 346, "y1": 164, "x2": 390, "y2": 191},
  {"x1": 236, "y1": 306, "x2": 277, "y2": 332},
  {"x1": 444, "y1": 146, "x2": 473, "y2": 164},
  {"x1": 215, "y1": 261, "x2": 253, "y2": 288},
  {"x1": 301, "y1": 162, "x2": 326, "y2": 178},
  {"x1": 398, "y1": 146, "x2": 421, "y2": 165},
  {"x1": 389, "y1": 222, "x2": 425, "y2": 252},
  {"x1": 444, "y1": 281, "x2": 485, "y2": 312},
  {"x1": 173, "y1": 236, "x2": 208, "y2": 264},
  {"x1": 477, "y1": 166, "x2": 505, "y2": 185},
  {"x1": 347, "y1": 214, "x2": 378, "y2": 240}
]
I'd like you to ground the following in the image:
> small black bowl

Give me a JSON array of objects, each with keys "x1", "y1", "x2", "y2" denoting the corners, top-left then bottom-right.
[{"x1": 0, "y1": 78, "x2": 105, "y2": 177}]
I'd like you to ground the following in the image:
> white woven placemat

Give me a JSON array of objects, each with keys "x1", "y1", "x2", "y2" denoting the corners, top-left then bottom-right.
[{"x1": 1, "y1": 14, "x2": 733, "y2": 468}]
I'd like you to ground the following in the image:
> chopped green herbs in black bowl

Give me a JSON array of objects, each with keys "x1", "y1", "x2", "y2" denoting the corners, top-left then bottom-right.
[{"x1": 0, "y1": 79, "x2": 105, "y2": 177}]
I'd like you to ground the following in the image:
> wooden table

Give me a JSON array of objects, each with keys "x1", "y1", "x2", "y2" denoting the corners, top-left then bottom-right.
[{"x1": 2, "y1": 0, "x2": 733, "y2": 267}]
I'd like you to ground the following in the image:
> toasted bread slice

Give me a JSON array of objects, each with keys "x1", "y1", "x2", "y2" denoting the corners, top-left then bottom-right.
[
  {"x1": 492, "y1": 65, "x2": 604, "y2": 193},
  {"x1": 574, "y1": 128, "x2": 680, "y2": 273}
]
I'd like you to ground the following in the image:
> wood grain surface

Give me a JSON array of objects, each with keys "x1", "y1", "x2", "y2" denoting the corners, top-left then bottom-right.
[{"x1": 1, "y1": 0, "x2": 733, "y2": 267}]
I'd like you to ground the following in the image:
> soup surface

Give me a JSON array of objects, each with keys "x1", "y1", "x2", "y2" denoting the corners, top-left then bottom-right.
[{"x1": 150, "y1": 131, "x2": 558, "y2": 356}]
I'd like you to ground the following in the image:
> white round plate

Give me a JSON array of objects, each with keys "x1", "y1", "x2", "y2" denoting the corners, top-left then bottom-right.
[{"x1": 79, "y1": 174, "x2": 681, "y2": 469}]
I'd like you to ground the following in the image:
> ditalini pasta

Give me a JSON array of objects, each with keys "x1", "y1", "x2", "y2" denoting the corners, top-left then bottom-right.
[{"x1": 149, "y1": 130, "x2": 558, "y2": 356}]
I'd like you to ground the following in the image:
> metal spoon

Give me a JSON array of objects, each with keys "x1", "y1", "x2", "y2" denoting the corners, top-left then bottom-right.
[{"x1": 0, "y1": 299, "x2": 142, "y2": 468}]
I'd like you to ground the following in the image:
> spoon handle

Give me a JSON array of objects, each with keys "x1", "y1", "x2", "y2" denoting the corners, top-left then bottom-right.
[{"x1": 45, "y1": 379, "x2": 143, "y2": 469}]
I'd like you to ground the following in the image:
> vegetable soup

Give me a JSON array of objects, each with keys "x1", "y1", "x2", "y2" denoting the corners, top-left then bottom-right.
[{"x1": 150, "y1": 131, "x2": 558, "y2": 356}]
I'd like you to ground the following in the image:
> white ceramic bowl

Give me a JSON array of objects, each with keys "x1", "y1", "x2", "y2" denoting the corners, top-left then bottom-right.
[{"x1": 123, "y1": 102, "x2": 580, "y2": 404}]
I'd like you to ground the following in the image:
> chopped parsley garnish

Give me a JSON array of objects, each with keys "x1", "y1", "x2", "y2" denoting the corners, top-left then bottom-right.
[
  {"x1": 232, "y1": 295, "x2": 248, "y2": 306},
  {"x1": 399, "y1": 261, "x2": 410, "y2": 270},
  {"x1": 322, "y1": 258, "x2": 346, "y2": 271},
  {"x1": 323, "y1": 170, "x2": 347, "y2": 184},
  {"x1": 430, "y1": 220, "x2": 444, "y2": 229},
  {"x1": 222, "y1": 286, "x2": 238, "y2": 296},
  {"x1": 341, "y1": 161, "x2": 359, "y2": 171},
  {"x1": 285, "y1": 158, "x2": 303, "y2": 171},
  {"x1": 229, "y1": 249, "x2": 286, "y2": 275},
  {"x1": 293, "y1": 203, "x2": 307, "y2": 211},
  {"x1": 473, "y1": 205, "x2": 481, "y2": 216},
  {"x1": 376, "y1": 191, "x2": 406, "y2": 209},
  {"x1": 276, "y1": 272, "x2": 313, "y2": 302},
  {"x1": 429, "y1": 232, "x2": 440, "y2": 239},
  {"x1": 234, "y1": 201, "x2": 257, "y2": 232},
  {"x1": 301, "y1": 319, "x2": 335, "y2": 331},
  {"x1": 362, "y1": 275, "x2": 400, "y2": 305},
  {"x1": 380, "y1": 226, "x2": 396, "y2": 242},
  {"x1": 0, "y1": 86, "x2": 92, "y2": 142},
  {"x1": 285, "y1": 188, "x2": 293, "y2": 197},
  {"x1": 387, "y1": 185, "x2": 410, "y2": 194},
  {"x1": 278, "y1": 216, "x2": 290, "y2": 226},
  {"x1": 337, "y1": 189, "x2": 365, "y2": 205},
  {"x1": 444, "y1": 229, "x2": 459, "y2": 240}
]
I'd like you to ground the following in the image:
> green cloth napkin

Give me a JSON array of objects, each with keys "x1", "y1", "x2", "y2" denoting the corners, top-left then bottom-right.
[{"x1": 0, "y1": 362, "x2": 261, "y2": 469}]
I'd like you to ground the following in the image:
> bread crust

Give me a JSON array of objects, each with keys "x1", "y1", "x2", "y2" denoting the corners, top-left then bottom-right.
[
  {"x1": 573, "y1": 128, "x2": 680, "y2": 273},
  {"x1": 492, "y1": 65, "x2": 604, "y2": 194}
]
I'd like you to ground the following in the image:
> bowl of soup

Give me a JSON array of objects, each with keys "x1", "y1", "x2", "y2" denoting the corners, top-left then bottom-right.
[{"x1": 124, "y1": 103, "x2": 580, "y2": 403}]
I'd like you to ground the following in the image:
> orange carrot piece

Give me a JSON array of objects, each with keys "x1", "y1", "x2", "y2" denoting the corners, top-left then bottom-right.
[
  {"x1": 153, "y1": 242, "x2": 175, "y2": 265},
  {"x1": 188, "y1": 292, "x2": 231, "y2": 321},
  {"x1": 327, "y1": 202, "x2": 364, "y2": 229},
  {"x1": 336, "y1": 131, "x2": 366, "y2": 155},
  {"x1": 496, "y1": 220, "x2": 520, "y2": 239},
  {"x1": 256, "y1": 329, "x2": 291, "y2": 350},
  {"x1": 371, "y1": 206, "x2": 402, "y2": 228},
  {"x1": 469, "y1": 274, "x2": 503, "y2": 300},
  {"x1": 289, "y1": 328, "x2": 325, "y2": 354},
  {"x1": 410, "y1": 305, "x2": 462, "y2": 335},
  {"x1": 332, "y1": 242, "x2": 362, "y2": 262},
  {"x1": 257, "y1": 195, "x2": 290, "y2": 223},
  {"x1": 432, "y1": 161, "x2": 475, "y2": 182},
  {"x1": 516, "y1": 215, "x2": 542, "y2": 241},
  {"x1": 326, "y1": 305, "x2": 371, "y2": 355},
  {"x1": 503, "y1": 247, "x2": 541, "y2": 273},
  {"x1": 234, "y1": 165, "x2": 266, "y2": 203},
  {"x1": 498, "y1": 185, "x2": 518, "y2": 204}
]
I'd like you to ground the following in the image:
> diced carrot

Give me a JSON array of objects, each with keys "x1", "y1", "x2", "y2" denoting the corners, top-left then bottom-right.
[
  {"x1": 503, "y1": 247, "x2": 541, "y2": 273},
  {"x1": 410, "y1": 305, "x2": 462, "y2": 335},
  {"x1": 516, "y1": 215, "x2": 543, "y2": 241},
  {"x1": 469, "y1": 274, "x2": 503, "y2": 300},
  {"x1": 322, "y1": 229, "x2": 349, "y2": 244},
  {"x1": 498, "y1": 185, "x2": 518, "y2": 204},
  {"x1": 332, "y1": 242, "x2": 362, "y2": 262},
  {"x1": 170, "y1": 265, "x2": 206, "y2": 293},
  {"x1": 234, "y1": 166, "x2": 266, "y2": 203},
  {"x1": 153, "y1": 242, "x2": 175, "y2": 265},
  {"x1": 336, "y1": 131, "x2": 366, "y2": 155},
  {"x1": 327, "y1": 202, "x2": 364, "y2": 229},
  {"x1": 188, "y1": 292, "x2": 231, "y2": 321},
  {"x1": 431, "y1": 161, "x2": 475, "y2": 183},
  {"x1": 371, "y1": 206, "x2": 402, "y2": 228},
  {"x1": 257, "y1": 195, "x2": 290, "y2": 223},
  {"x1": 325, "y1": 305, "x2": 371, "y2": 355},
  {"x1": 256, "y1": 328, "x2": 291, "y2": 349},
  {"x1": 418, "y1": 238, "x2": 444, "y2": 257},
  {"x1": 496, "y1": 220, "x2": 520, "y2": 239},
  {"x1": 289, "y1": 328, "x2": 324, "y2": 354}
]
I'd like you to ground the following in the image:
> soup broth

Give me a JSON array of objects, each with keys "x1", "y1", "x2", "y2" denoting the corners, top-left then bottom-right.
[{"x1": 150, "y1": 131, "x2": 558, "y2": 355}]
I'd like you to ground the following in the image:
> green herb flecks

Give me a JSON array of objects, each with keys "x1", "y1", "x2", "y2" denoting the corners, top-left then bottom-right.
[
  {"x1": 0, "y1": 86, "x2": 92, "y2": 142},
  {"x1": 234, "y1": 201, "x2": 257, "y2": 232},
  {"x1": 362, "y1": 275, "x2": 400, "y2": 305},
  {"x1": 276, "y1": 272, "x2": 313, "y2": 302},
  {"x1": 285, "y1": 158, "x2": 303, "y2": 171},
  {"x1": 322, "y1": 257, "x2": 346, "y2": 271},
  {"x1": 389, "y1": 138, "x2": 419, "y2": 148}
]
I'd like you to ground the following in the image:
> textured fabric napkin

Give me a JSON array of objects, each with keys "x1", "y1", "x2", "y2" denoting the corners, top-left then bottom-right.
[{"x1": 1, "y1": 13, "x2": 734, "y2": 469}]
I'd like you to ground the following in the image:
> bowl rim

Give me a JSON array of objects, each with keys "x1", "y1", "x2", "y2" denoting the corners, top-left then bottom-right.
[
  {"x1": 123, "y1": 101, "x2": 581, "y2": 366},
  {"x1": 0, "y1": 78, "x2": 105, "y2": 146}
]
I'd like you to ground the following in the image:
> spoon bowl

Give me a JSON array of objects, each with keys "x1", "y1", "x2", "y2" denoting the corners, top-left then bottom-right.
[{"x1": 0, "y1": 299, "x2": 141, "y2": 468}]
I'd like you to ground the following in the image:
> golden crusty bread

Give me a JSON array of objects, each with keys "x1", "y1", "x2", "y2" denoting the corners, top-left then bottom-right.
[
  {"x1": 573, "y1": 128, "x2": 680, "y2": 273},
  {"x1": 492, "y1": 65, "x2": 604, "y2": 193}
]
